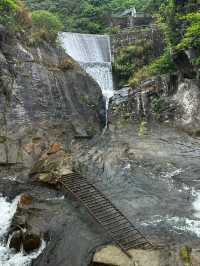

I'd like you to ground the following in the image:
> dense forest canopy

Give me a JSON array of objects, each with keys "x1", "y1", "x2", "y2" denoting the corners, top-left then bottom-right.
[{"x1": 23, "y1": 0, "x2": 156, "y2": 33}]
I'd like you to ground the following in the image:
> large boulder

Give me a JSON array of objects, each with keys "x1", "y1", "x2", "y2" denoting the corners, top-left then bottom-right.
[
  {"x1": 174, "y1": 78, "x2": 200, "y2": 134},
  {"x1": 30, "y1": 143, "x2": 73, "y2": 184}
]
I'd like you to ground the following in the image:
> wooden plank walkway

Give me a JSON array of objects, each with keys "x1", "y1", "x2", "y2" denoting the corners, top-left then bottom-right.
[{"x1": 58, "y1": 172, "x2": 153, "y2": 258}]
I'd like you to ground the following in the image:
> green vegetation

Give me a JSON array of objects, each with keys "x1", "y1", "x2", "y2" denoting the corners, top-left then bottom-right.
[
  {"x1": 32, "y1": 10, "x2": 63, "y2": 43},
  {"x1": 0, "y1": 0, "x2": 63, "y2": 44},
  {"x1": 0, "y1": 0, "x2": 31, "y2": 32},
  {"x1": 177, "y1": 12, "x2": 200, "y2": 68},
  {"x1": 129, "y1": 0, "x2": 200, "y2": 88},
  {"x1": 24, "y1": 0, "x2": 153, "y2": 33},
  {"x1": 138, "y1": 120, "x2": 148, "y2": 137},
  {"x1": 1, "y1": 0, "x2": 199, "y2": 83},
  {"x1": 180, "y1": 246, "x2": 192, "y2": 266},
  {"x1": 129, "y1": 49, "x2": 176, "y2": 88},
  {"x1": 113, "y1": 39, "x2": 154, "y2": 87}
]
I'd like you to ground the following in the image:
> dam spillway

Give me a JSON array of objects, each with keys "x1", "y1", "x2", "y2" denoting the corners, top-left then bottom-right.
[{"x1": 59, "y1": 32, "x2": 114, "y2": 108}]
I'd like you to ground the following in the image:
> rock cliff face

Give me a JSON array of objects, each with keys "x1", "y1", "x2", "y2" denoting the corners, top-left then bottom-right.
[
  {"x1": 0, "y1": 26, "x2": 107, "y2": 266},
  {"x1": 109, "y1": 50, "x2": 200, "y2": 135},
  {"x1": 0, "y1": 26, "x2": 104, "y2": 179}
]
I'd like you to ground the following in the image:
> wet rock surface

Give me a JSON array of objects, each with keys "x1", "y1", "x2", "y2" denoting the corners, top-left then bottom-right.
[
  {"x1": 110, "y1": 73, "x2": 200, "y2": 135},
  {"x1": 0, "y1": 32, "x2": 104, "y2": 180},
  {"x1": 0, "y1": 31, "x2": 106, "y2": 266},
  {"x1": 72, "y1": 124, "x2": 200, "y2": 245}
]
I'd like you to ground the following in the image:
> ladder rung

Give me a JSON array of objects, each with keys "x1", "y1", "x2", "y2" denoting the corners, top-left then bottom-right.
[
  {"x1": 82, "y1": 199, "x2": 105, "y2": 206},
  {"x1": 104, "y1": 220, "x2": 129, "y2": 230},
  {"x1": 119, "y1": 236, "x2": 143, "y2": 245},
  {"x1": 94, "y1": 210, "x2": 118, "y2": 220},
  {"x1": 89, "y1": 202, "x2": 111, "y2": 211},
  {"x1": 87, "y1": 198, "x2": 108, "y2": 207},
  {"x1": 110, "y1": 225, "x2": 131, "y2": 234},
  {"x1": 70, "y1": 187, "x2": 92, "y2": 194},
  {"x1": 79, "y1": 192, "x2": 101, "y2": 201},
  {"x1": 74, "y1": 187, "x2": 95, "y2": 195},
  {"x1": 113, "y1": 231, "x2": 139, "y2": 241},
  {"x1": 78, "y1": 194, "x2": 92, "y2": 201},
  {"x1": 62, "y1": 178, "x2": 89, "y2": 186},
  {"x1": 102, "y1": 216, "x2": 127, "y2": 226},
  {"x1": 124, "y1": 241, "x2": 148, "y2": 250},
  {"x1": 100, "y1": 213, "x2": 122, "y2": 223},
  {"x1": 114, "y1": 229, "x2": 134, "y2": 238},
  {"x1": 93, "y1": 208, "x2": 117, "y2": 217},
  {"x1": 62, "y1": 182, "x2": 89, "y2": 190}
]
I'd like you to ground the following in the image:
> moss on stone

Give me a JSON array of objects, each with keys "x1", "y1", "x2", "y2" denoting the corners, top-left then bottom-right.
[
  {"x1": 0, "y1": 136, "x2": 7, "y2": 143},
  {"x1": 138, "y1": 120, "x2": 148, "y2": 137},
  {"x1": 180, "y1": 246, "x2": 192, "y2": 266}
]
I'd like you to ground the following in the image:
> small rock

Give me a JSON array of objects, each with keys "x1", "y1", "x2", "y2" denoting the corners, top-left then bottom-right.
[
  {"x1": 19, "y1": 194, "x2": 33, "y2": 208},
  {"x1": 48, "y1": 143, "x2": 63, "y2": 154},
  {"x1": 24, "y1": 143, "x2": 35, "y2": 154}
]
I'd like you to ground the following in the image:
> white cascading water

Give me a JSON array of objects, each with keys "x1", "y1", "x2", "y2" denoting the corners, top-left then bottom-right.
[
  {"x1": 59, "y1": 32, "x2": 114, "y2": 128},
  {"x1": 0, "y1": 195, "x2": 45, "y2": 266}
]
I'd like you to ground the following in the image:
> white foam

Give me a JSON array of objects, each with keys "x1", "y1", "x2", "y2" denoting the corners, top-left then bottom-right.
[
  {"x1": 0, "y1": 197, "x2": 19, "y2": 237},
  {"x1": 161, "y1": 168, "x2": 183, "y2": 179},
  {"x1": 193, "y1": 190, "x2": 200, "y2": 218},
  {"x1": 0, "y1": 196, "x2": 46, "y2": 266},
  {"x1": 2, "y1": 177, "x2": 17, "y2": 182},
  {"x1": 143, "y1": 215, "x2": 200, "y2": 237},
  {"x1": 46, "y1": 195, "x2": 65, "y2": 201}
]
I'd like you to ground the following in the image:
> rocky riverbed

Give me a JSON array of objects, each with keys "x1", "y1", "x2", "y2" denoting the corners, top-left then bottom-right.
[
  {"x1": 0, "y1": 25, "x2": 200, "y2": 265},
  {"x1": 1, "y1": 120, "x2": 200, "y2": 265}
]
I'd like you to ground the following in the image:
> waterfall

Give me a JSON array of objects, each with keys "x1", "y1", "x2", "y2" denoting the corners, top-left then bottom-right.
[{"x1": 59, "y1": 32, "x2": 114, "y2": 128}]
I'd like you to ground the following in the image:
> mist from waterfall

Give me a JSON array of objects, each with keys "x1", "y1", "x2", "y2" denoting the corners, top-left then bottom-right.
[{"x1": 59, "y1": 32, "x2": 114, "y2": 124}]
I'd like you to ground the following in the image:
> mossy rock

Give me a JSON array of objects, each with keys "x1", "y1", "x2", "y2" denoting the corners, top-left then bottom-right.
[
  {"x1": 180, "y1": 246, "x2": 192, "y2": 266},
  {"x1": 37, "y1": 173, "x2": 52, "y2": 183},
  {"x1": 0, "y1": 136, "x2": 7, "y2": 143}
]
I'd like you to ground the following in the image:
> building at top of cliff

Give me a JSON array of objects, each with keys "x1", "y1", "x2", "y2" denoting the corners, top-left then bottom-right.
[{"x1": 110, "y1": 7, "x2": 153, "y2": 29}]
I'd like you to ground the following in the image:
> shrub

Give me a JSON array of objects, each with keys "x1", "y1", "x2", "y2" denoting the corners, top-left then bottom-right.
[
  {"x1": 177, "y1": 12, "x2": 200, "y2": 49},
  {"x1": 129, "y1": 50, "x2": 176, "y2": 88},
  {"x1": 148, "y1": 50, "x2": 176, "y2": 75},
  {"x1": 32, "y1": 10, "x2": 63, "y2": 43},
  {"x1": 113, "y1": 39, "x2": 154, "y2": 87},
  {"x1": 0, "y1": 0, "x2": 20, "y2": 30},
  {"x1": 59, "y1": 58, "x2": 74, "y2": 70},
  {"x1": 129, "y1": 66, "x2": 150, "y2": 88}
]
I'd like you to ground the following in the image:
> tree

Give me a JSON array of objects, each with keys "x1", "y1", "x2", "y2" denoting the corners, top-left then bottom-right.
[{"x1": 32, "y1": 10, "x2": 63, "y2": 42}]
